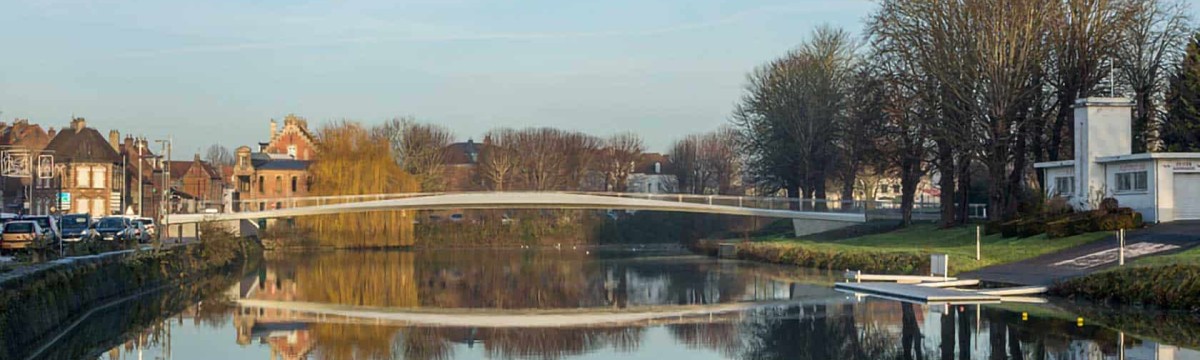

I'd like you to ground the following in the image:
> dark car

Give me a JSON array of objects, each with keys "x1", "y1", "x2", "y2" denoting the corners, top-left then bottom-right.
[
  {"x1": 59, "y1": 214, "x2": 96, "y2": 242},
  {"x1": 95, "y1": 217, "x2": 137, "y2": 242}
]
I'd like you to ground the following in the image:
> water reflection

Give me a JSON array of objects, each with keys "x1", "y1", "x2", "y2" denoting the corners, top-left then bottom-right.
[{"x1": 38, "y1": 250, "x2": 1200, "y2": 359}]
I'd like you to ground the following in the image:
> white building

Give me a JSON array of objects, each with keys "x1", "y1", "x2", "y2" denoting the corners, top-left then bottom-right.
[
  {"x1": 627, "y1": 161, "x2": 675, "y2": 194},
  {"x1": 1035, "y1": 98, "x2": 1200, "y2": 223}
]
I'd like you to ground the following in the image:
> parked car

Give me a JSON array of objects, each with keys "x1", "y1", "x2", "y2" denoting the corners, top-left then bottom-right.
[
  {"x1": 59, "y1": 213, "x2": 97, "y2": 243},
  {"x1": 95, "y1": 217, "x2": 141, "y2": 242},
  {"x1": 130, "y1": 217, "x2": 157, "y2": 238},
  {"x1": 0, "y1": 221, "x2": 48, "y2": 254},
  {"x1": 21, "y1": 215, "x2": 61, "y2": 243}
]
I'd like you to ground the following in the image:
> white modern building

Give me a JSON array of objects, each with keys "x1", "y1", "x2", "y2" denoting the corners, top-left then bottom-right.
[{"x1": 1035, "y1": 98, "x2": 1200, "y2": 223}]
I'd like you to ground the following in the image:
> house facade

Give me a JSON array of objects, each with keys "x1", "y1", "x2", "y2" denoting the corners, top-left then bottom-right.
[
  {"x1": 43, "y1": 118, "x2": 123, "y2": 217},
  {"x1": 169, "y1": 154, "x2": 226, "y2": 212},
  {"x1": 230, "y1": 118, "x2": 317, "y2": 211},
  {"x1": 263, "y1": 114, "x2": 317, "y2": 161},
  {"x1": 1036, "y1": 98, "x2": 1200, "y2": 223}
]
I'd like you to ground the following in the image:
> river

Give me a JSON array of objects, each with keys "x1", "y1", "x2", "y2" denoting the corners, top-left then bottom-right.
[{"x1": 35, "y1": 248, "x2": 1200, "y2": 360}]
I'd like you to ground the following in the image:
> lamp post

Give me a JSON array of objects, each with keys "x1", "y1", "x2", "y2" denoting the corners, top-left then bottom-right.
[{"x1": 155, "y1": 138, "x2": 172, "y2": 245}]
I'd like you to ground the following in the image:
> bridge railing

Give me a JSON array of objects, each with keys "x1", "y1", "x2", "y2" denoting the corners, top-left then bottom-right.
[{"x1": 218, "y1": 191, "x2": 969, "y2": 221}]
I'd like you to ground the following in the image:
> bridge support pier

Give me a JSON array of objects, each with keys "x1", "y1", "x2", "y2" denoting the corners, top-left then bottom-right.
[{"x1": 792, "y1": 219, "x2": 856, "y2": 237}]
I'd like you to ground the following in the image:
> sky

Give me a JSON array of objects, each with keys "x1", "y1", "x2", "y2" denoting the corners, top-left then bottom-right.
[{"x1": 0, "y1": 0, "x2": 1124, "y2": 156}]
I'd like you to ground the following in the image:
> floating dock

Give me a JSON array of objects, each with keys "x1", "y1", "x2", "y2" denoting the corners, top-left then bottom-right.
[{"x1": 834, "y1": 282, "x2": 1002, "y2": 304}]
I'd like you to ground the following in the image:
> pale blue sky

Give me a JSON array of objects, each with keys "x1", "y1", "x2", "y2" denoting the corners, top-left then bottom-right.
[{"x1": 3, "y1": 0, "x2": 1153, "y2": 156}]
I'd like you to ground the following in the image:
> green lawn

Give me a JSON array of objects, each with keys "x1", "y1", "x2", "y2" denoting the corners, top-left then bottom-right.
[
  {"x1": 754, "y1": 224, "x2": 1111, "y2": 274},
  {"x1": 1129, "y1": 246, "x2": 1200, "y2": 267}
]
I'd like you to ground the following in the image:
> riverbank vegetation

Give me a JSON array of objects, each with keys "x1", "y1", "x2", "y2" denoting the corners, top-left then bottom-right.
[
  {"x1": 1052, "y1": 246, "x2": 1200, "y2": 312},
  {"x1": 701, "y1": 225, "x2": 1110, "y2": 275}
]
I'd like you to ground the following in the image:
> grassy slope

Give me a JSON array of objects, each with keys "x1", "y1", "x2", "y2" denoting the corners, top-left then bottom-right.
[
  {"x1": 753, "y1": 224, "x2": 1110, "y2": 274},
  {"x1": 1130, "y1": 246, "x2": 1200, "y2": 267}
]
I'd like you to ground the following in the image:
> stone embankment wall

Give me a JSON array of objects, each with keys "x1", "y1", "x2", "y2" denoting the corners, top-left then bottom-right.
[{"x1": 0, "y1": 235, "x2": 256, "y2": 360}]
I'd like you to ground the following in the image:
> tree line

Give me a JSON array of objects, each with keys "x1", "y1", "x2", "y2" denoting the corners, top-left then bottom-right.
[{"x1": 735, "y1": 0, "x2": 1195, "y2": 226}]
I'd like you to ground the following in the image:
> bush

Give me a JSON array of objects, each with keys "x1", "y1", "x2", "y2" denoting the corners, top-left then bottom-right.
[
  {"x1": 1099, "y1": 197, "x2": 1120, "y2": 213},
  {"x1": 1046, "y1": 219, "x2": 1072, "y2": 238},
  {"x1": 731, "y1": 243, "x2": 926, "y2": 274},
  {"x1": 1096, "y1": 213, "x2": 1142, "y2": 231},
  {"x1": 1052, "y1": 264, "x2": 1200, "y2": 311},
  {"x1": 983, "y1": 220, "x2": 1004, "y2": 236},
  {"x1": 1046, "y1": 196, "x2": 1074, "y2": 216},
  {"x1": 1018, "y1": 220, "x2": 1046, "y2": 238},
  {"x1": 1000, "y1": 220, "x2": 1023, "y2": 238}
]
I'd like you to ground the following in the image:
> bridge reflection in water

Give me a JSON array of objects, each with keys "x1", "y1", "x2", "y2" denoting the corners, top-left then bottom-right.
[{"x1": 88, "y1": 250, "x2": 1200, "y2": 360}]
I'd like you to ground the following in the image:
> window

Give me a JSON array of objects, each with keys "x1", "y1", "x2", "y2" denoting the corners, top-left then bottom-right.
[
  {"x1": 92, "y1": 199, "x2": 106, "y2": 217},
  {"x1": 76, "y1": 166, "x2": 91, "y2": 188},
  {"x1": 93, "y1": 166, "x2": 107, "y2": 189},
  {"x1": 291, "y1": 176, "x2": 298, "y2": 193},
  {"x1": 275, "y1": 176, "x2": 283, "y2": 194},
  {"x1": 1054, "y1": 176, "x2": 1075, "y2": 196},
  {"x1": 258, "y1": 176, "x2": 265, "y2": 194},
  {"x1": 76, "y1": 198, "x2": 90, "y2": 215},
  {"x1": 1116, "y1": 171, "x2": 1148, "y2": 192}
]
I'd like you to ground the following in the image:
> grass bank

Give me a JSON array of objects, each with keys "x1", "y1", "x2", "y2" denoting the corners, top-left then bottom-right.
[
  {"x1": 1052, "y1": 247, "x2": 1200, "y2": 312},
  {"x1": 698, "y1": 224, "x2": 1110, "y2": 275}
]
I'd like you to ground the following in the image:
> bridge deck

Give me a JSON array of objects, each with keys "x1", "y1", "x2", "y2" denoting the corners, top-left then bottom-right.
[{"x1": 166, "y1": 192, "x2": 867, "y2": 225}]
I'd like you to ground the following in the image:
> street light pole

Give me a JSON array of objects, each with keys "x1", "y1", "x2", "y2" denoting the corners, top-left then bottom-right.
[{"x1": 155, "y1": 138, "x2": 172, "y2": 245}]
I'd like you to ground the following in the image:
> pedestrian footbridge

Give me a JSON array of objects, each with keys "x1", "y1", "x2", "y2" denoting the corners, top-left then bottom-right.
[{"x1": 165, "y1": 192, "x2": 869, "y2": 237}]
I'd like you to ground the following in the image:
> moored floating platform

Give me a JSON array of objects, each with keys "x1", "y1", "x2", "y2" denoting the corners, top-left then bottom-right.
[{"x1": 834, "y1": 282, "x2": 1002, "y2": 304}]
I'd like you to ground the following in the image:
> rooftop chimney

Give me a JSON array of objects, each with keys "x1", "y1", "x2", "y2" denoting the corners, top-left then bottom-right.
[
  {"x1": 109, "y1": 130, "x2": 120, "y2": 152},
  {"x1": 70, "y1": 118, "x2": 86, "y2": 133},
  {"x1": 47, "y1": 127, "x2": 57, "y2": 139}
]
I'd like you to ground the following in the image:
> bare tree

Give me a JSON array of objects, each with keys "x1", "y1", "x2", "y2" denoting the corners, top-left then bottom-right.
[
  {"x1": 669, "y1": 128, "x2": 741, "y2": 195},
  {"x1": 382, "y1": 117, "x2": 454, "y2": 192},
  {"x1": 600, "y1": 132, "x2": 645, "y2": 192},
  {"x1": 561, "y1": 132, "x2": 602, "y2": 190},
  {"x1": 204, "y1": 144, "x2": 234, "y2": 167},
  {"x1": 1043, "y1": 0, "x2": 1137, "y2": 161},
  {"x1": 1119, "y1": 0, "x2": 1192, "y2": 152},
  {"x1": 478, "y1": 129, "x2": 520, "y2": 191}
]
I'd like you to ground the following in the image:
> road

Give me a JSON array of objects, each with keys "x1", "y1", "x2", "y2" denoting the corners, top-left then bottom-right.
[{"x1": 961, "y1": 221, "x2": 1200, "y2": 286}]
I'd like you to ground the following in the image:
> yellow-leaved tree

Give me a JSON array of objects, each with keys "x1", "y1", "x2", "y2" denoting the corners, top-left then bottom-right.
[{"x1": 299, "y1": 120, "x2": 420, "y2": 247}]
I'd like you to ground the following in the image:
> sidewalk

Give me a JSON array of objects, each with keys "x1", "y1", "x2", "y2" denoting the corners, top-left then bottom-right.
[{"x1": 959, "y1": 221, "x2": 1200, "y2": 286}]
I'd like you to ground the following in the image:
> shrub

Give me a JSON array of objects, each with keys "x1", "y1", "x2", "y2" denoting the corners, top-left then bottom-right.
[
  {"x1": 1018, "y1": 220, "x2": 1046, "y2": 238},
  {"x1": 1099, "y1": 197, "x2": 1120, "y2": 213},
  {"x1": 1000, "y1": 220, "x2": 1023, "y2": 238},
  {"x1": 983, "y1": 220, "x2": 1004, "y2": 236},
  {"x1": 1046, "y1": 196, "x2": 1074, "y2": 216},
  {"x1": 1052, "y1": 264, "x2": 1200, "y2": 311},
  {"x1": 1046, "y1": 219, "x2": 1072, "y2": 238}
]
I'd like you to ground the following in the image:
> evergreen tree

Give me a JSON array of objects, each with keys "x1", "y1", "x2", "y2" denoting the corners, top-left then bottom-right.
[{"x1": 1164, "y1": 33, "x2": 1200, "y2": 152}]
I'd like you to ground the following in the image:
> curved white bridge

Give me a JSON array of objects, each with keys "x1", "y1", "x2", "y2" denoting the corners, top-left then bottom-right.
[{"x1": 165, "y1": 192, "x2": 867, "y2": 226}]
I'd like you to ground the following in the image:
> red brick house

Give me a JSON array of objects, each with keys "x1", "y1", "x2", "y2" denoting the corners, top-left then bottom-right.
[{"x1": 168, "y1": 154, "x2": 225, "y2": 212}]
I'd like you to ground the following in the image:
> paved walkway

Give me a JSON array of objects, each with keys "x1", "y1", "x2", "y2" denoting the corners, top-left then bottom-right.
[{"x1": 960, "y1": 221, "x2": 1200, "y2": 286}]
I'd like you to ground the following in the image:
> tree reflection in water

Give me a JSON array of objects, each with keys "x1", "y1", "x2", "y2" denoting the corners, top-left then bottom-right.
[{"x1": 45, "y1": 250, "x2": 1200, "y2": 360}]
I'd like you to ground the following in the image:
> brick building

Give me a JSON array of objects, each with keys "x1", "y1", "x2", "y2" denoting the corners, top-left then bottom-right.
[
  {"x1": 0, "y1": 119, "x2": 53, "y2": 212},
  {"x1": 263, "y1": 114, "x2": 317, "y2": 160},
  {"x1": 168, "y1": 154, "x2": 226, "y2": 212},
  {"x1": 230, "y1": 117, "x2": 317, "y2": 211},
  {"x1": 43, "y1": 118, "x2": 122, "y2": 216}
]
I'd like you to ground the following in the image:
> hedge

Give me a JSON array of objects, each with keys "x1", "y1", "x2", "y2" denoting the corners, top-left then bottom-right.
[
  {"x1": 694, "y1": 241, "x2": 927, "y2": 275},
  {"x1": 1051, "y1": 264, "x2": 1200, "y2": 312}
]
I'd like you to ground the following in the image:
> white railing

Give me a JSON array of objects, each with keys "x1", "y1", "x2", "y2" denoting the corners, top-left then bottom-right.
[{"x1": 217, "y1": 191, "x2": 966, "y2": 219}]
